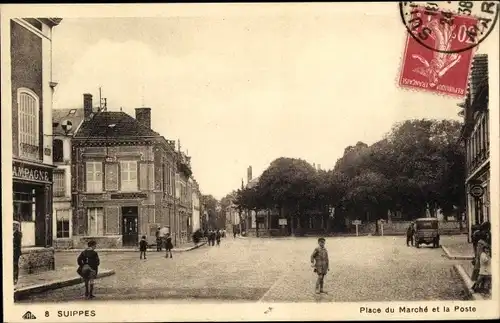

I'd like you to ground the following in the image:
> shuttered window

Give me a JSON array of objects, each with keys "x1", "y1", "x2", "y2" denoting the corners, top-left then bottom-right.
[
  {"x1": 120, "y1": 161, "x2": 137, "y2": 192},
  {"x1": 86, "y1": 162, "x2": 103, "y2": 193}
]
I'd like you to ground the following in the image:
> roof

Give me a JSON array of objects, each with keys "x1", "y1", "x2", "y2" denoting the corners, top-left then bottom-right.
[
  {"x1": 74, "y1": 111, "x2": 159, "y2": 139},
  {"x1": 246, "y1": 176, "x2": 260, "y2": 189},
  {"x1": 52, "y1": 108, "x2": 85, "y2": 136}
]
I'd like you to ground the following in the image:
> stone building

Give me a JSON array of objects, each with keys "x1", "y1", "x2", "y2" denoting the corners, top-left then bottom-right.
[
  {"x1": 71, "y1": 100, "x2": 192, "y2": 248},
  {"x1": 6, "y1": 17, "x2": 62, "y2": 274},
  {"x1": 51, "y1": 106, "x2": 85, "y2": 248},
  {"x1": 458, "y1": 54, "x2": 490, "y2": 241}
]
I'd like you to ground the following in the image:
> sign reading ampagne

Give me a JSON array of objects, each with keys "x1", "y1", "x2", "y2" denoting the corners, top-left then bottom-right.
[{"x1": 13, "y1": 161, "x2": 53, "y2": 184}]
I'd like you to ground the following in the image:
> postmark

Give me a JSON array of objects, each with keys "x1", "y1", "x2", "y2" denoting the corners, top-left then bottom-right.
[
  {"x1": 398, "y1": 1, "x2": 498, "y2": 96},
  {"x1": 400, "y1": 1, "x2": 499, "y2": 53}
]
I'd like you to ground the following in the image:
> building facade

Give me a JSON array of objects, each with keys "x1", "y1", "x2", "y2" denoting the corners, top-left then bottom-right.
[
  {"x1": 176, "y1": 152, "x2": 193, "y2": 244},
  {"x1": 191, "y1": 179, "x2": 201, "y2": 233},
  {"x1": 71, "y1": 102, "x2": 193, "y2": 248},
  {"x1": 6, "y1": 18, "x2": 62, "y2": 273},
  {"x1": 458, "y1": 54, "x2": 489, "y2": 241},
  {"x1": 51, "y1": 107, "x2": 85, "y2": 249}
]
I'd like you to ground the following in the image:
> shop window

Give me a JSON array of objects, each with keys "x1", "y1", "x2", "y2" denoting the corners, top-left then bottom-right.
[
  {"x1": 86, "y1": 161, "x2": 103, "y2": 193},
  {"x1": 105, "y1": 163, "x2": 119, "y2": 191},
  {"x1": 18, "y1": 88, "x2": 40, "y2": 160},
  {"x1": 53, "y1": 170, "x2": 66, "y2": 197},
  {"x1": 56, "y1": 209, "x2": 70, "y2": 238},
  {"x1": 53, "y1": 139, "x2": 64, "y2": 162},
  {"x1": 120, "y1": 161, "x2": 137, "y2": 192},
  {"x1": 87, "y1": 208, "x2": 104, "y2": 236}
]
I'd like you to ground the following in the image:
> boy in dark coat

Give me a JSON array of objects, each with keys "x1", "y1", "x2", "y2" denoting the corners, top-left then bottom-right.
[
  {"x1": 77, "y1": 240, "x2": 100, "y2": 299},
  {"x1": 139, "y1": 235, "x2": 148, "y2": 260},
  {"x1": 165, "y1": 233, "x2": 173, "y2": 258}
]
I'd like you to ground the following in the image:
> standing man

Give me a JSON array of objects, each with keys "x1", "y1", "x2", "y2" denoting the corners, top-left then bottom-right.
[
  {"x1": 406, "y1": 222, "x2": 415, "y2": 247},
  {"x1": 155, "y1": 227, "x2": 162, "y2": 252},
  {"x1": 13, "y1": 221, "x2": 22, "y2": 285}
]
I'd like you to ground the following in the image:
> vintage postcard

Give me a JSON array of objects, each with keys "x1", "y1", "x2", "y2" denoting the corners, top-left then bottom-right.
[{"x1": 2, "y1": 2, "x2": 499, "y2": 322}]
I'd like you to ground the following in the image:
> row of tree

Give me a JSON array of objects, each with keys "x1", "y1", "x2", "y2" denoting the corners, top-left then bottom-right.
[{"x1": 224, "y1": 119, "x2": 465, "y2": 232}]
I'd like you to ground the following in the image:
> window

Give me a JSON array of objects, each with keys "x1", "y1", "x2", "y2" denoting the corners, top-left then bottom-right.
[
  {"x1": 53, "y1": 170, "x2": 66, "y2": 197},
  {"x1": 86, "y1": 162, "x2": 103, "y2": 193},
  {"x1": 18, "y1": 88, "x2": 40, "y2": 160},
  {"x1": 120, "y1": 161, "x2": 137, "y2": 191},
  {"x1": 87, "y1": 208, "x2": 104, "y2": 236},
  {"x1": 56, "y1": 209, "x2": 70, "y2": 238},
  {"x1": 105, "y1": 163, "x2": 119, "y2": 191},
  {"x1": 53, "y1": 139, "x2": 64, "y2": 162}
]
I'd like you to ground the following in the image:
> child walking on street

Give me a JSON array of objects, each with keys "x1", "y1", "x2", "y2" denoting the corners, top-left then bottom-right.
[
  {"x1": 139, "y1": 236, "x2": 148, "y2": 260},
  {"x1": 165, "y1": 233, "x2": 173, "y2": 258},
  {"x1": 77, "y1": 240, "x2": 100, "y2": 299},
  {"x1": 310, "y1": 237, "x2": 329, "y2": 294}
]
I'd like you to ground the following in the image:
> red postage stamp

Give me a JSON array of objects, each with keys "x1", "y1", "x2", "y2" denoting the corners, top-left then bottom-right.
[{"x1": 399, "y1": 7, "x2": 479, "y2": 97}]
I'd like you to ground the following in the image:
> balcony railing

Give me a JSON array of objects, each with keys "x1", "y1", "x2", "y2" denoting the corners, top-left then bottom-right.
[{"x1": 468, "y1": 148, "x2": 490, "y2": 175}]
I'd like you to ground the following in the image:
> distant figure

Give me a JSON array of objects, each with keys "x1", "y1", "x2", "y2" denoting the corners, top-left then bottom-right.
[
  {"x1": 233, "y1": 230, "x2": 237, "y2": 238},
  {"x1": 473, "y1": 244, "x2": 491, "y2": 294},
  {"x1": 406, "y1": 222, "x2": 415, "y2": 247},
  {"x1": 77, "y1": 240, "x2": 100, "y2": 299},
  {"x1": 210, "y1": 230, "x2": 216, "y2": 246},
  {"x1": 165, "y1": 233, "x2": 173, "y2": 258},
  {"x1": 155, "y1": 227, "x2": 162, "y2": 252},
  {"x1": 13, "y1": 221, "x2": 22, "y2": 286},
  {"x1": 216, "y1": 230, "x2": 221, "y2": 246},
  {"x1": 139, "y1": 235, "x2": 148, "y2": 260},
  {"x1": 310, "y1": 237, "x2": 329, "y2": 294}
]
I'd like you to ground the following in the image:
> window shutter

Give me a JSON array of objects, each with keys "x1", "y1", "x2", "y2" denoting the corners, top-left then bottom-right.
[
  {"x1": 105, "y1": 206, "x2": 120, "y2": 235},
  {"x1": 105, "y1": 163, "x2": 119, "y2": 191},
  {"x1": 148, "y1": 164, "x2": 155, "y2": 190},
  {"x1": 139, "y1": 163, "x2": 147, "y2": 190}
]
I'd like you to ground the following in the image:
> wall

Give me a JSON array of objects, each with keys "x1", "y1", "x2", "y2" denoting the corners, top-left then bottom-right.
[
  {"x1": 356, "y1": 220, "x2": 465, "y2": 235},
  {"x1": 10, "y1": 20, "x2": 43, "y2": 158},
  {"x1": 19, "y1": 247, "x2": 55, "y2": 275}
]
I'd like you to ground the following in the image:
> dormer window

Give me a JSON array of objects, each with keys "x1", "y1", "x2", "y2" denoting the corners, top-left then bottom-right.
[{"x1": 68, "y1": 109, "x2": 77, "y2": 115}]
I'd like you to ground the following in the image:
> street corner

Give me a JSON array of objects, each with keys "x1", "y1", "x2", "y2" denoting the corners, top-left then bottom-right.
[{"x1": 14, "y1": 269, "x2": 115, "y2": 301}]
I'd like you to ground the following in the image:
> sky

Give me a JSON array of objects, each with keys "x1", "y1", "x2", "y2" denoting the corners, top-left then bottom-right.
[{"x1": 49, "y1": 3, "x2": 470, "y2": 199}]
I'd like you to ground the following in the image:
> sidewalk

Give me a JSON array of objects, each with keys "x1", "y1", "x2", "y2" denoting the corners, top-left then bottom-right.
[
  {"x1": 439, "y1": 236, "x2": 490, "y2": 300},
  {"x1": 14, "y1": 267, "x2": 115, "y2": 301},
  {"x1": 56, "y1": 241, "x2": 207, "y2": 253},
  {"x1": 440, "y1": 235, "x2": 474, "y2": 260},
  {"x1": 14, "y1": 242, "x2": 206, "y2": 300}
]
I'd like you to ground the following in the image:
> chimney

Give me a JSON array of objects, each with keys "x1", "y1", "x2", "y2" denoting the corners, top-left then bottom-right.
[
  {"x1": 247, "y1": 166, "x2": 252, "y2": 183},
  {"x1": 83, "y1": 93, "x2": 93, "y2": 119},
  {"x1": 135, "y1": 107, "x2": 152, "y2": 129}
]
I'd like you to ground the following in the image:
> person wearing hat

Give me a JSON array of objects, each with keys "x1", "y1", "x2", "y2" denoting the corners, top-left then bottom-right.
[
  {"x1": 406, "y1": 222, "x2": 415, "y2": 247},
  {"x1": 13, "y1": 221, "x2": 22, "y2": 285},
  {"x1": 310, "y1": 237, "x2": 329, "y2": 294}
]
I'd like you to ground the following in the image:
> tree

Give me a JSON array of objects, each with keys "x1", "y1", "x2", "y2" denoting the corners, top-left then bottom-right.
[
  {"x1": 201, "y1": 194, "x2": 219, "y2": 229},
  {"x1": 257, "y1": 157, "x2": 318, "y2": 235}
]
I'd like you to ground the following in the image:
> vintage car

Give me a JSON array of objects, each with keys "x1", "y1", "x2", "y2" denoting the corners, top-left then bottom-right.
[{"x1": 414, "y1": 218, "x2": 440, "y2": 248}]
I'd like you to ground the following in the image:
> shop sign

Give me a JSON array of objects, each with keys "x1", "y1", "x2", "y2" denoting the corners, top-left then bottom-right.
[
  {"x1": 12, "y1": 161, "x2": 52, "y2": 184},
  {"x1": 278, "y1": 218, "x2": 287, "y2": 226},
  {"x1": 110, "y1": 193, "x2": 148, "y2": 200},
  {"x1": 469, "y1": 184, "x2": 484, "y2": 198}
]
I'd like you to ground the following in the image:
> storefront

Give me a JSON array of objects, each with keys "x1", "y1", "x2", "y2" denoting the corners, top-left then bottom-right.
[{"x1": 13, "y1": 159, "x2": 55, "y2": 248}]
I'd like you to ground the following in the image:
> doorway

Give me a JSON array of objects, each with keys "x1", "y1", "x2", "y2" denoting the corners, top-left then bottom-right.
[{"x1": 122, "y1": 206, "x2": 138, "y2": 247}]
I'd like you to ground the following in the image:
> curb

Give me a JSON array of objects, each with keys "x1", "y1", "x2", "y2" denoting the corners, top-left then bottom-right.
[
  {"x1": 14, "y1": 269, "x2": 115, "y2": 301},
  {"x1": 55, "y1": 242, "x2": 207, "y2": 253},
  {"x1": 452, "y1": 264, "x2": 484, "y2": 301},
  {"x1": 441, "y1": 246, "x2": 474, "y2": 260}
]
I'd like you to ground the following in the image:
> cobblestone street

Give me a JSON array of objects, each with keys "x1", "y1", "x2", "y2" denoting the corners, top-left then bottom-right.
[{"x1": 19, "y1": 236, "x2": 468, "y2": 303}]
